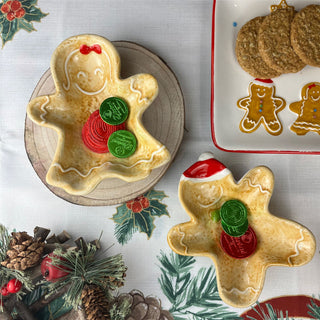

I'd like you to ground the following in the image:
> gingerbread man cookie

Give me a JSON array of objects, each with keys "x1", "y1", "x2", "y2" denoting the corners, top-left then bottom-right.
[
  {"x1": 27, "y1": 35, "x2": 171, "y2": 195},
  {"x1": 290, "y1": 82, "x2": 320, "y2": 135},
  {"x1": 167, "y1": 153, "x2": 316, "y2": 308},
  {"x1": 237, "y1": 78, "x2": 286, "y2": 135}
]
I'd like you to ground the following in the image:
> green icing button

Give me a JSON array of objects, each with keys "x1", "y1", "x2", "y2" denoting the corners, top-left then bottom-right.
[
  {"x1": 220, "y1": 200, "x2": 248, "y2": 237},
  {"x1": 100, "y1": 97, "x2": 129, "y2": 125},
  {"x1": 211, "y1": 210, "x2": 221, "y2": 222},
  {"x1": 108, "y1": 130, "x2": 137, "y2": 158}
]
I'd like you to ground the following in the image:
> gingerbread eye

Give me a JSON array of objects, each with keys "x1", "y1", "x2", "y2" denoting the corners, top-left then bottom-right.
[
  {"x1": 94, "y1": 68, "x2": 103, "y2": 76},
  {"x1": 77, "y1": 71, "x2": 87, "y2": 79},
  {"x1": 257, "y1": 88, "x2": 260, "y2": 92}
]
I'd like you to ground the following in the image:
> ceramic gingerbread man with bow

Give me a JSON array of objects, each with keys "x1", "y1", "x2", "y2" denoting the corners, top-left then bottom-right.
[{"x1": 27, "y1": 35, "x2": 170, "y2": 195}]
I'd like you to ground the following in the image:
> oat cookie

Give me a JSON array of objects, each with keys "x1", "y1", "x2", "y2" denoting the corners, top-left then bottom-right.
[
  {"x1": 235, "y1": 16, "x2": 281, "y2": 79},
  {"x1": 237, "y1": 78, "x2": 286, "y2": 135},
  {"x1": 258, "y1": 9, "x2": 305, "y2": 73},
  {"x1": 291, "y1": 5, "x2": 320, "y2": 67},
  {"x1": 290, "y1": 82, "x2": 320, "y2": 135}
]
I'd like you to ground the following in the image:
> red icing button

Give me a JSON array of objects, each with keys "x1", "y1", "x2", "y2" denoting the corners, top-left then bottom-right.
[
  {"x1": 82, "y1": 110, "x2": 126, "y2": 153},
  {"x1": 220, "y1": 226, "x2": 257, "y2": 259}
]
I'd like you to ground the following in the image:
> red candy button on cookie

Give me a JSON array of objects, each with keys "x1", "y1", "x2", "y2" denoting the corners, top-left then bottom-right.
[
  {"x1": 82, "y1": 110, "x2": 126, "y2": 153},
  {"x1": 220, "y1": 226, "x2": 257, "y2": 259}
]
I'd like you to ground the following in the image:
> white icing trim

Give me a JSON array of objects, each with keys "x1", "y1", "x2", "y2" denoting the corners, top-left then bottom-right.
[
  {"x1": 63, "y1": 49, "x2": 78, "y2": 91},
  {"x1": 63, "y1": 49, "x2": 112, "y2": 95},
  {"x1": 198, "y1": 186, "x2": 223, "y2": 208},
  {"x1": 180, "y1": 168, "x2": 231, "y2": 183},
  {"x1": 251, "y1": 80, "x2": 274, "y2": 88},
  {"x1": 287, "y1": 228, "x2": 304, "y2": 266},
  {"x1": 293, "y1": 122, "x2": 320, "y2": 129},
  {"x1": 198, "y1": 152, "x2": 214, "y2": 161},
  {"x1": 53, "y1": 146, "x2": 165, "y2": 177},
  {"x1": 77, "y1": 71, "x2": 87, "y2": 79},
  {"x1": 241, "y1": 178, "x2": 271, "y2": 195},
  {"x1": 221, "y1": 286, "x2": 260, "y2": 295},
  {"x1": 178, "y1": 227, "x2": 189, "y2": 254},
  {"x1": 130, "y1": 78, "x2": 149, "y2": 103},
  {"x1": 75, "y1": 80, "x2": 107, "y2": 96},
  {"x1": 40, "y1": 96, "x2": 50, "y2": 124}
]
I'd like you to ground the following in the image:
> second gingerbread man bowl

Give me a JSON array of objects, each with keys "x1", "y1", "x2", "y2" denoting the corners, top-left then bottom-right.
[
  {"x1": 26, "y1": 35, "x2": 173, "y2": 197},
  {"x1": 167, "y1": 153, "x2": 316, "y2": 308}
]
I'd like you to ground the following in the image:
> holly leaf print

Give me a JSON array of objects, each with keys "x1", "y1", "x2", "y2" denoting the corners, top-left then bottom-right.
[
  {"x1": 112, "y1": 189, "x2": 170, "y2": 244},
  {"x1": 133, "y1": 210, "x2": 155, "y2": 239},
  {"x1": 1, "y1": 19, "x2": 18, "y2": 46},
  {"x1": 23, "y1": 5, "x2": 47, "y2": 23},
  {"x1": 0, "y1": 0, "x2": 47, "y2": 48},
  {"x1": 146, "y1": 199, "x2": 169, "y2": 218}
]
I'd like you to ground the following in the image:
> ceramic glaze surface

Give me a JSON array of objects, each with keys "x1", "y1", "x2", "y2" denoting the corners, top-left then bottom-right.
[
  {"x1": 27, "y1": 35, "x2": 171, "y2": 195},
  {"x1": 167, "y1": 153, "x2": 316, "y2": 308}
]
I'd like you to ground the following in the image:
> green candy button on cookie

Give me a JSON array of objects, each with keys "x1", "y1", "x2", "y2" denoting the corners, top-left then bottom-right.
[
  {"x1": 100, "y1": 97, "x2": 129, "y2": 125},
  {"x1": 220, "y1": 199, "x2": 249, "y2": 237},
  {"x1": 108, "y1": 130, "x2": 137, "y2": 158}
]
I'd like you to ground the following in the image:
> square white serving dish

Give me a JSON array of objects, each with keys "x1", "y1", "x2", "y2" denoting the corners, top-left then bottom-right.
[{"x1": 211, "y1": 0, "x2": 320, "y2": 154}]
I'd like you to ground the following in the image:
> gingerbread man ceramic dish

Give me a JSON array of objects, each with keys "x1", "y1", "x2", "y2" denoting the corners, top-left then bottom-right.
[
  {"x1": 27, "y1": 35, "x2": 171, "y2": 195},
  {"x1": 167, "y1": 153, "x2": 315, "y2": 308}
]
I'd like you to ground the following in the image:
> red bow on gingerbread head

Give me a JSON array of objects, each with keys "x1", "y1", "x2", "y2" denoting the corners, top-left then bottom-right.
[{"x1": 80, "y1": 44, "x2": 102, "y2": 55}]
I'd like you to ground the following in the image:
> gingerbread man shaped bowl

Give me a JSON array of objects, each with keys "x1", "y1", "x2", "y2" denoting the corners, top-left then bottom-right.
[
  {"x1": 167, "y1": 153, "x2": 316, "y2": 308},
  {"x1": 25, "y1": 35, "x2": 183, "y2": 203}
]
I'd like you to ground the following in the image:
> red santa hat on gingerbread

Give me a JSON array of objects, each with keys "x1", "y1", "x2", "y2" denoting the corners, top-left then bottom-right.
[{"x1": 181, "y1": 152, "x2": 231, "y2": 182}]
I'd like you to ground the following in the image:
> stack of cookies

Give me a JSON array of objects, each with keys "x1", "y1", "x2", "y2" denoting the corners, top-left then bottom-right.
[{"x1": 235, "y1": 3, "x2": 320, "y2": 79}]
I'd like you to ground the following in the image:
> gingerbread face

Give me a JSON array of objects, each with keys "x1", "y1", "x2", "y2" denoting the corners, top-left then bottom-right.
[
  {"x1": 251, "y1": 83, "x2": 273, "y2": 100},
  {"x1": 290, "y1": 82, "x2": 320, "y2": 135},
  {"x1": 167, "y1": 153, "x2": 315, "y2": 308},
  {"x1": 27, "y1": 35, "x2": 171, "y2": 195},
  {"x1": 65, "y1": 51, "x2": 110, "y2": 94}
]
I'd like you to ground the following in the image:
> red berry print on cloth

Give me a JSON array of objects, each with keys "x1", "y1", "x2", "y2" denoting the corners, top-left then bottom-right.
[
  {"x1": 113, "y1": 189, "x2": 169, "y2": 245},
  {"x1": 0, "y1": 0, "x2": 48, "y2": 48}
]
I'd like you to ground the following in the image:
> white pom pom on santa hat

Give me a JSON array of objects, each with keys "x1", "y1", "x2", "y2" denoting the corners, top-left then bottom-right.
[
  {"x1": 251, "y1": 78, "x2": 274, "y2": 88},
  {"x1": 180, "y1": 152, "x2": 231, "y2": 182}
]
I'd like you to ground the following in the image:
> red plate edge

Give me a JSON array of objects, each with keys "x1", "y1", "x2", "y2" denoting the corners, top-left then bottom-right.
[{"x1": 210, "y1": 0, "x2": 320, "y2": 155}]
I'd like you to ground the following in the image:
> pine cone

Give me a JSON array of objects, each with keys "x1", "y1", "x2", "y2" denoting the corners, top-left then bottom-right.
[
  {"x1": 116, "y1": 290, "x2": 174, "y2": 320},
  {"x1": 81, "y1": 284, "x2": 110, "y2": 320},
  {"x1": 0, "y1": 231, "x2": 44, "y2": 270}
]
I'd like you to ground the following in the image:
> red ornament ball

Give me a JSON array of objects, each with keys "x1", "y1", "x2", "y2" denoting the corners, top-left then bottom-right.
[
  {"x1": 6, "y1": 279, "x2": 22, "y2": 294},
  {"x1": 41, "y1": 253, "x2": 70, "y2": 282},
  {"x1": 1, "y1": 285, "x2": 10, "y2": 296}
]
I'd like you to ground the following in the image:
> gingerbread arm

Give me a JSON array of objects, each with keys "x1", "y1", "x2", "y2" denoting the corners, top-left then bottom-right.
[
  {"x1": 121, "y1": 74, "x2": 158, "y2": 108},
  {"x1": 289, "y1": 100, "x2": 303, "y2": 114},
  {"x1": 27, "y1": 95, "x2": 52, "y2": 126},
  {"x1": 274, "y1": 97, "x2": 286, "y2": 111},
  {"x1": 237, "y1": 97, "x2": 251, "y2": 109}
]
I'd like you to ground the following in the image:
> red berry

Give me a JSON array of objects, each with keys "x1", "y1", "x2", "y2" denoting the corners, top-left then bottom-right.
[
  {"x1": 14, "y1": 7, "x2": 24, "y2": 18},
  {"x1": 140, "y1": 197, "x2": 150, "y2": 209},
  {"x1": 41, "y1": 253, "x2": 70, "y2": 283},
  {"x1": 10, "y1": 0, "x2": 21, "y2": 11},
  {"x1": 6, "y1": 279, "x2": 22, "y2": 294},
  {"x1": 126, "y1": 200, "x2": 134, "y2": 210},
  {"x1": 0, "y1": 3, "x2": 10, "y2": 13},
  {"x1": 1, "y1": 285, "x2": 10, "y2": 296},
  {"x1": 131, "y1": 201, "x2": 143, "y2": 213},
  {"x1": 6, "y1": 11, "x2": 15, "y2": 21}
]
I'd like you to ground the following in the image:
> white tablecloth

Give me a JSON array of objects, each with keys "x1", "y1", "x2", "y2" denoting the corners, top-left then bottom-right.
[{"x1": 0, "y1": 0, "x2": 319, "y2": 317}]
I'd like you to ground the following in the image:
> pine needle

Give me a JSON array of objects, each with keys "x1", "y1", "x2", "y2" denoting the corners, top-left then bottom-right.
[
  {"x1": 44, "y1": 243, "x2": 127, "y2": 309},
  {"x1": 0, "y1": 224, "x2": 10, "y2": 262}
]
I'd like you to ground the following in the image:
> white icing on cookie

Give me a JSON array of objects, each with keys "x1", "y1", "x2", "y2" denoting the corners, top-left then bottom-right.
[
  {"x1": 241, "y1": 178, "x2": 271, "y2": 194},
  {"x1": 130, "y1": 78, "x2": 149, "y2": 103},
  {"x1": 40, "y1": 96, "x2": 50, "y2": 124},
  {"x1": 53, "y1": 146, "x2": 165, "y2": 177},
  {"x1": 198, "y1": 186, "x2": 223, "y2": 208},
  {"x1": 287, "y1": 228, "x2": 304, "y2": 266},
  {"x1": 221, "y1": 286, "x2": 260, "y2": 295}
]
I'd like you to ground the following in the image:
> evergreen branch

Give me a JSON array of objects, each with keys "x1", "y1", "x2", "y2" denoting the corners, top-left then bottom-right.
[
  {"x1": 0, "y1": 224, "x2": 10, "y2": 262},
  {"x1": 307, "y1": 299, "x2": 320, "y2": 319},
  {"x1": 45, "y1": 244, "x2": 126, "y2": 309},
  {"x1": 248, "y1": 303, "x2": 292, "y2": 320}
]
